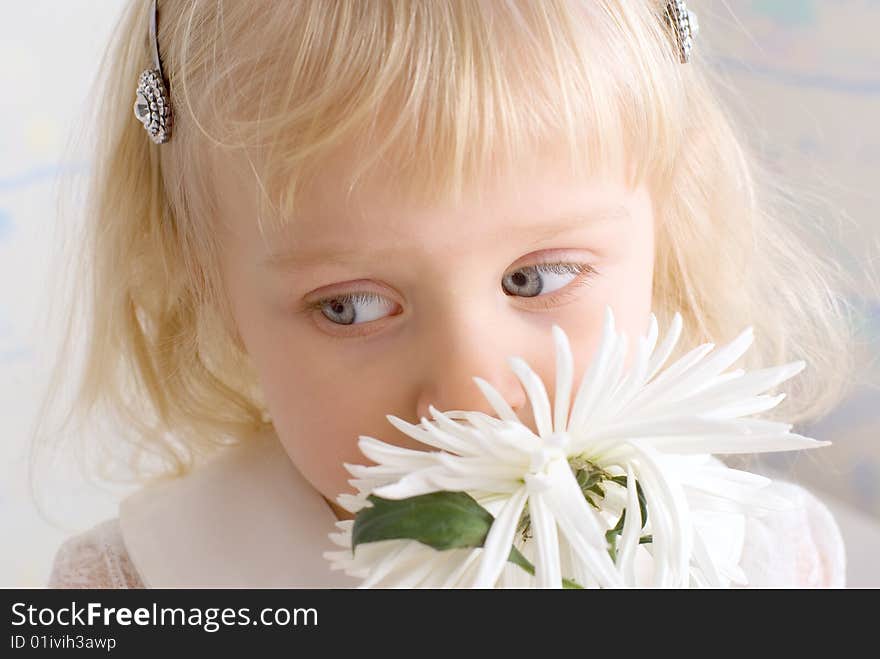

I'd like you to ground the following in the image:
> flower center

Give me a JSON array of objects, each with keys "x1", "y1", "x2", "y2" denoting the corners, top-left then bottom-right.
[
  {"x1": 525, "y1": 432, "x2": 571, "y2": 493},
  {"x1": 528, "y1": 432, "x2": 570, "y2": 473}
]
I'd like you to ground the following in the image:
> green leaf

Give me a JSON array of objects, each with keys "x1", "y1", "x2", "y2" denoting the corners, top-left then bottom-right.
[
  {"x1": 352, "y1": 491, "x2": 587, "y2": 587},
  {"x1": 575, "y1": 468, "x2": 602, "y2": 491},
  {"x1": 507, "y1": 544, "x2": 534, "y2": 575},
  {"x1": 352, "y1": 492, "x2": 494, "y2": 551}
]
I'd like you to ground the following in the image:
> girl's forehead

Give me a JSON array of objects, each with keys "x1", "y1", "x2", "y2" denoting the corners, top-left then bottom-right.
[
  {"x1": 215, "y1": 143, "x2": 645, "y2": 272},
  {"x1": 211, "y1": 138, "x2": 638, "y2": 245},
  {"x1": 213, "y1": 137, "x2": 627, "y2": 230}
]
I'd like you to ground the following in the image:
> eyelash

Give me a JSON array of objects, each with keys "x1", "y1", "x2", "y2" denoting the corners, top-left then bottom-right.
[
  {"x1": 307, "y1": 261, "x2": 600, "y2": 336},
  {"x1": 515, "y1": 262, "x2": 598, "y2": 310}
]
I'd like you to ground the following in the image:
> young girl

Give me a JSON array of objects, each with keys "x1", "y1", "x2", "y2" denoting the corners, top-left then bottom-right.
[{"x1": 38, "y1": 0, "x2": 859, "y2": 588}]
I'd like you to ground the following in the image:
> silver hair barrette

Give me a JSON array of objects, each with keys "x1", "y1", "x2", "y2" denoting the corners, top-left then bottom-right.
[
  {"x1": 133, "y1": 0, "x2": 172, "y2": 144},
  {"x1": 665, "y1": 0, "x2": 700, "y2": 64}
]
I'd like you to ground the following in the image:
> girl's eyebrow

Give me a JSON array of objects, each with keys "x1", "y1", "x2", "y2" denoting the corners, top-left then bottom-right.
[{"x1": 261, "y1": 205, "x2": 631, "y2": 273}]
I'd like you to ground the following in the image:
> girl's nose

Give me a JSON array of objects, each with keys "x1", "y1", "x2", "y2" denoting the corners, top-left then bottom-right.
[{"x1": 414, "y1": 342, "x2": 530, "y2": 427}]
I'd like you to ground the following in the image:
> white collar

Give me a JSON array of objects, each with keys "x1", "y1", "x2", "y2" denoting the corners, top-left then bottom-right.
[{"x1": 118, "y1": 427, "x2": 359, "y2": 588}]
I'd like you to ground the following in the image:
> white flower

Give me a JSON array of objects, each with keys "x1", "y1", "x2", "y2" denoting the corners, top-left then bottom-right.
[{"x1": 325, "y1": 305, "x2": 828, "y2": 588}]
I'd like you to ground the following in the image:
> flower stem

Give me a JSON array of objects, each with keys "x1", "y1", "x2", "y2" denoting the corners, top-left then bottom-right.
[{"x1": 508, "y1": 545, "x2": 584, "y2": 589}]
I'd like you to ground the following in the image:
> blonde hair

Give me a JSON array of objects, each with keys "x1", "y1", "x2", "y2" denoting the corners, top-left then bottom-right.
[{"x1": 31, "y1": 0, "x2": 873, "y2": 511}]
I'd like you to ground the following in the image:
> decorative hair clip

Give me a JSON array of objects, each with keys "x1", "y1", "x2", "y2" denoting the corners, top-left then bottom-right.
[
  {"x1": 665, "y1": 0, "x2": 699, "y2": 64},
  {"x1": 133, "y1": 0, "x2": 172, "y2": 144}
]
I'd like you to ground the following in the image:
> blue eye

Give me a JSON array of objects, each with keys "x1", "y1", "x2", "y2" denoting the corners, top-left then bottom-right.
[
  {"x1": 502, "y1": 262, "x2": 594, "y2": 298},
  {"x1": 314, "y1": 292, "x2": 397, "y2": 326},
  {"x1": 310, "y1": 261, "x2": 597, "y2": 329}
]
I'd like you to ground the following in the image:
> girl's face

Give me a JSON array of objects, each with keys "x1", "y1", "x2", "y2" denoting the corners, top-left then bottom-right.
[{"x1": 215, "y1": 144, "x2": 656, "y2": 519}]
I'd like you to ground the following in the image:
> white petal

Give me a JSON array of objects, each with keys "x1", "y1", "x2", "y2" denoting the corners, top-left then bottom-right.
[
  {"x1": 628, "y1": 442, "x2": 693, "y2": 587},
  {"x1": 384, "y1": 414, "x2": 474, "y2": 455},
  {"x1": 358, "y1": 540, "x2": 423, "y2": 588},
  {"x1": 336, "y1": 494, "x2": 370, "y2": 514},
  {"x1": 439, "y1": 547, "x2": 485, "y2": 588},
  {"x1": 392, "y1": 553, "x2": 451, "y2": 588},
  {"x1": 502, "y1": 538, "x2": 538, "y2": 587},
  {"x1": 645, "y1": 311, "x2": 682, "y2": 381},
  {"x1": 528, "y1": 492, "x2": 563, "y2": 588},
  {"x1": 643, "y1": 432, "x2": 829, "y2": 456},
  {"x1": 568, "y1": 306, "x2": 618, "y2": 432},
  {"x1": 615, "y1": 464, "x2": 642, "y2": 585},
  {"x1": 542, "y1": 459, "x2": 623, "y2": 587},
  {"x1": 472, "y1": 376, "x2": 522, "y2": 424},
  {"x1": 644, "y1": 313, "x2": 659, "y2": 356},
  {"x1": 630, "y1": 341, "x2": 716, "y2": 415},
  {"x1": 690, "y1": 464, "x2": 771, "y2": 486},
  {"x1": 638, "y1": 361, "x2": 805, "y2": 420},
  {"x1": 691, "y1": 509, "x2": 747, "y2": 587},
  {"x1": 434, "y1": 453, "x2": 524, "y2": 480},
  {"x1": 583, "y1": 414, "x2": 735, "y2": 441},
  {"x1": 345, "y1": 463, "x2": 418, "y2": 479},
  {"x1": 653, "y1": 326, "x2": 755, "y2": 403},
  {"x1": 684, "y1": 490, "x2": 770, "y2": 515},
  {"x1": 682, "y1": 476, "x2": 797, "y2": 514},
  {"x1": 695, "y1": 361, "x2": 806, "y2": 406},
  {"x1": 407, "y1": 548, "x2": 478, "y2": 588},
  {"x1": 562, "y1": 535, "x2": 598, "y2": 588},
  {"x1": 428, "y1": 406, "x2": 488, "y2": 451},
  {"x1": 690, "y1": 526, "x2": 724, "y2": 587},
  {"x1": 366, "y1": 470, "x2": 445, "y2": 499},
  {"x1": 603, "y1": 334, "x2": 652, "y2": 421},
  {"x1": 593, "y1": 415, "x2": 828, "y2": 460},
  {"x1": 457, "y1": 414, "x2": 535, "y2": 463},
  {"x1": 348, "y1": 476, "x2": 407, "y2": 495},
  {"x1": 580, "y1": 418, "x2": 792, "y2": 453},
  {"x1": 323, "y1": 549, "x2": 354, "y2": 571},
  {"x1": 679, "y1": 468, "x2": 773, "y2": 505},
  {"x1": 483, "y1": 420, "x2": 545, "y2": 455},
  {"x1": 551, "y1": 324, "x2": 575, "y2": 433},
  {"x1": 357, "y1": 436, "x2": 439, "y2": 469},
  {"x1": 582, "y1": 416, "x2": 776, "y2": 457},
  {"x1": 427, "y1": 408, "x2": 532, "y2": 463},
  {"x1": 418, "y1": 413, "x2": 480, "y2": 455},
  {"x1": 473, "y1": 487, "x2": 529, "y2": 587},
  {"x1": 507, "y1": 356, "x2": 554, "y2": 437},
  {"x1": 591, "y1": 332, "x2": 629, "y2": 426},
  {"x1": 700, "y1": 393, "x2": 787, "y2": 420},
  {"x1": 372, "y1": 468, "x2": 520, "y2": 499},
  {"x1": 327, "y1": 534, "x2": 350, "y2": 550},
  {"x1": 386, "y1": 548, "x2": 474, "y2": 588}
]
